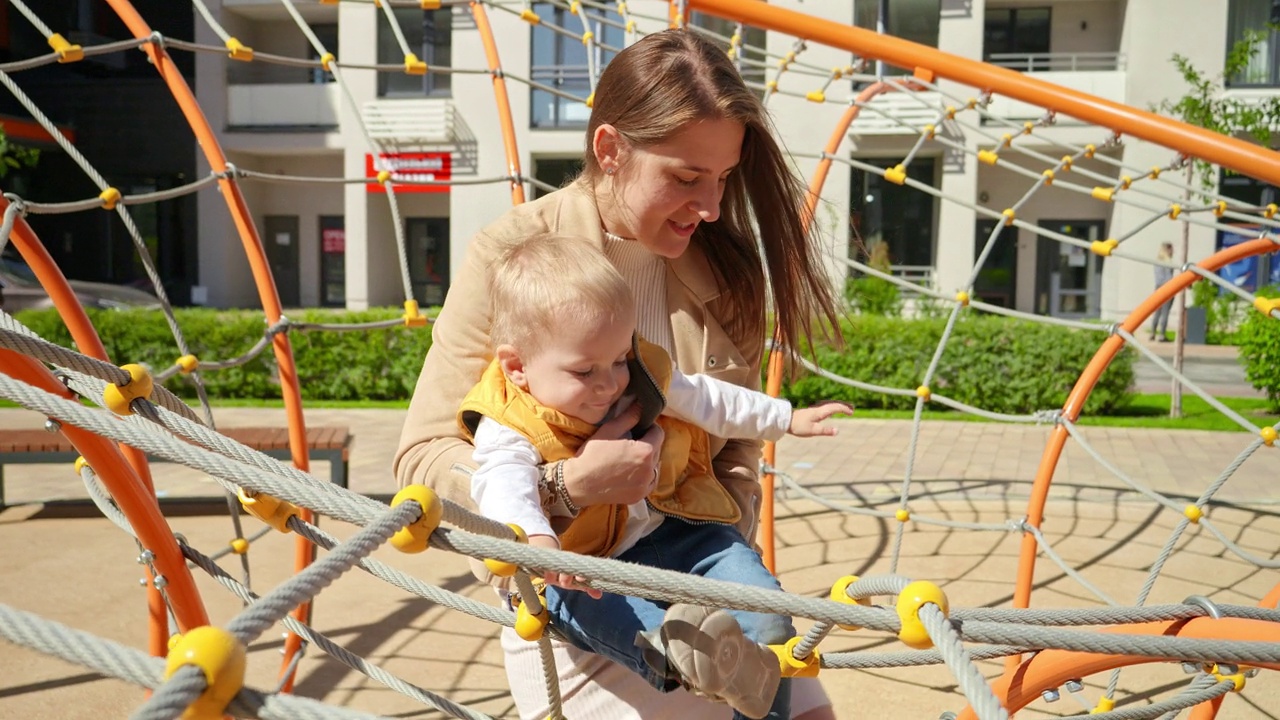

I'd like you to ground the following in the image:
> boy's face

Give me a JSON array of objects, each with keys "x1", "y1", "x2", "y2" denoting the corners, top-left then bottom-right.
[{"x1": 501, "y1": 311, "x2": 633, "y2": 425}]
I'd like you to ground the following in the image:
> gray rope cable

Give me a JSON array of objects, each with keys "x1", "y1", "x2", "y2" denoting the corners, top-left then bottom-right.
[
  {"x1": 920, "y1": 603, "x2": 1009, "y2": 720},
  {"x1": 1019, "y1": 521, "x2": 1120, "y2": 606},
  {"x1": 954, "y1": 620, "x2": 1280, "y2": 664},
  {"x1": 821, "y1": 645, "x2": 1029, "y2": 670},
  {"x1": 0, "y1": 195, "x2": 24, "y2": 253},
  {"x1": 1088, "y1": 675, "x2": 1234, "y2": 720}
]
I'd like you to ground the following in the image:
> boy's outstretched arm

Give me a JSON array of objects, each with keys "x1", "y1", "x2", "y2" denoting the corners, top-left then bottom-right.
[{"x1": 788, "y1": 400, "x2": 855, "y2": 437}]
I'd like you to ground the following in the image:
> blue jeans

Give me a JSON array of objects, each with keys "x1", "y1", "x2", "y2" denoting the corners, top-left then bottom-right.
[{"x1": 544, "y1": 518, "x2": 794, "y2": 720}]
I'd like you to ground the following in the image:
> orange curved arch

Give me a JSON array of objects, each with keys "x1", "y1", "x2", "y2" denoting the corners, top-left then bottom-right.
[
  {"x1": 471, "y1": 1, "x2": 526, "y2": 206},
  {"x1": 103, "y1": 0, "x2": 316, "y2": 688},
  {"x1": 690, "y1": 0, "x2": 1280, "y2": 186},
  {"x1": 954, "y1": 616, "x2": 1280, "y2": 720}
]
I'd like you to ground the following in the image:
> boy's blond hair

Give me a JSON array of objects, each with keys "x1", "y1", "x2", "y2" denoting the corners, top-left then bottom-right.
[{"x1": 489, "y1": 233, "x2": 635, "y2": 355}]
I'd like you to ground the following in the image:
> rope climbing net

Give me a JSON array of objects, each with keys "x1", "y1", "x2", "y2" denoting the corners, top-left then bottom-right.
[{"x1": 0, "y1": 0, "x2": 1277, "y2": 718}]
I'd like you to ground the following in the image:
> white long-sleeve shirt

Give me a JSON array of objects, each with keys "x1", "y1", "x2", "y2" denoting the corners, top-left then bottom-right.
[{"x1": 470, "y1": 366, "x2": 792, "y2": 557}]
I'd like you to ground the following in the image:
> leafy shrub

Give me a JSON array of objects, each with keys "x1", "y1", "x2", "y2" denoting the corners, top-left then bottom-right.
[
  {"x1": 15, "y1": 307, "x2": 434, "y2": 401},
  {"x1": 779, "y1": 314, "x2": 1135, "y2": 416},
  {"x1": 845, "y1": 275, "x2": 902, "y2": 316},
  {"x1": 1236, "y1": 285, "x2": 1280, "y2": 412}
]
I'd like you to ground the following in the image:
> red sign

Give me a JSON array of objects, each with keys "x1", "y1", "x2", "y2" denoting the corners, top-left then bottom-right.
[
  {"x1": 322, "y1": 228, "x2": 345, "y2": 254},
  {"x1": 365, "y1": 152, "x2": 451, "y2": 193}
]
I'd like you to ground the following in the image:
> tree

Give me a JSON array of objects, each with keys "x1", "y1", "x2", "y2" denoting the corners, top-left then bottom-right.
[
  {"x1": 1155, "y1": 25, "x2": 1280, "y2": 418},
  {"x1": 0, "y1": 124, "x2": 40, "y2": 180}
]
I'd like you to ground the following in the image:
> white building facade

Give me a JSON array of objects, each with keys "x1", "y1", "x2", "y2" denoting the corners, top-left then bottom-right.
[{"x1": 193, "y1": 0, "x2": 1279, "y2": 325}]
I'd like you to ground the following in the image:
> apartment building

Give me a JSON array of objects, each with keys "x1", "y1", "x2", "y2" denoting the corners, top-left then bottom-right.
[{"x1": 6, "y1": 1, "x2": 1278, "y2": 320}]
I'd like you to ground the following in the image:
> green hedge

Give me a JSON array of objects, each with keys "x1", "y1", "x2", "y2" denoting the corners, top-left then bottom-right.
[
  {"x1": 778, "y1": 315, "x2": 1135, "y2": 415},
  {"x1": 15, "y1": 308, "x2": 1135, "y2": 414},
  {"x1": 15, "y1": 307, "x2": 433, "y2": 401},
  {"x1": 1236, "y1": 287, "x2": 1280, "y2": 412}
]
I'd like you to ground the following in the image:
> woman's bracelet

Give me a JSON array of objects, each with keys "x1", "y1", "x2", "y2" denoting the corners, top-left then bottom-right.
[{"x1": 552, "y1": 459, "x2": 580, "y2": 517}]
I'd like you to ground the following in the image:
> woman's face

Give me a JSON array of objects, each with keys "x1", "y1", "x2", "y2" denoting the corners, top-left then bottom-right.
[{"x1": 597, "y1": 117, "x2": 745, "y2": 259}]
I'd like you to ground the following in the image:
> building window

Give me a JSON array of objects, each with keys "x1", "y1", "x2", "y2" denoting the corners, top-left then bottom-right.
[
  {"x1": 530, "y1": 2, "x2": 623, "y2": 128},
  {"x1": 377, "y1": 7, "x2": 452, "y2": 97},
  {"x1": 1227, "y1": 0, "x2": 1280, "y2": 86},
  {"x1": 854, "y1": 0, "x2": 941, "y2": 74},
  {"x1": 407, "y1": 217, "x2": 450, "y2": 306},
  {"x1": 532, "y1": 157, "x2": 584, "y2": 199},
  {"x1": 309, "y1": 24, "x2": 339, "y2": 84},
  {"x1": 984, "y1": 7, "x2": 1051, "y2": 67},
  {"x1": 849, "y1": 158, "x2": 937, "y2": 279}
]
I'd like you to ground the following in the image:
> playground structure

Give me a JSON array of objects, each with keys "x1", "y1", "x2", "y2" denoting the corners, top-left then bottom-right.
[{"x1": 0, "y1": 1, "x2": 1277, "y2": 719}]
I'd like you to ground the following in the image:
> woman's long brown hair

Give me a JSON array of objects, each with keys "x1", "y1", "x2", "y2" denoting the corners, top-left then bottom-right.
[{"x1": 583, "y1": 29, "x2": 841, "y2": 355}]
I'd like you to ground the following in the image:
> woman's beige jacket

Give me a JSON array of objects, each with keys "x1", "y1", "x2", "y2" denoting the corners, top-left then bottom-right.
[{"x1": 392, "y1": 179, "x2": 767, "y2": 541}]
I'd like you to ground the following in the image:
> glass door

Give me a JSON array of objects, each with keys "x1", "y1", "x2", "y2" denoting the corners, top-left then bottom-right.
[{"x1": 1036, "y1": 220, "x2": 1105, "y2": 318}]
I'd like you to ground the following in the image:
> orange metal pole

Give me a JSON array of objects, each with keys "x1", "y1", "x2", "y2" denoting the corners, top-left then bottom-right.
[
  {"x1": 690, "y1": 0, "x2": 1280, "y2": 186},
  {"x1": 759, "y1": 348, "x2": 783, "y2": 573},
  {"x1": 471, "y1": 1, "x2": 526, "y2": 206},
  {"x1": 956, "y1": 616, "x2": 1280, "y2": 720},
  {"x1": 104, "y1": 0, "x2": 316, "y2": 688},
  {"x1": 0, "y1": 349, "x2": 209, "y2": 632}
]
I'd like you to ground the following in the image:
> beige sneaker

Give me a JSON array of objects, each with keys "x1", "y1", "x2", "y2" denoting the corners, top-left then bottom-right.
[{"x1": 659, "y1": 604, "x2": 781, "y2": 719}]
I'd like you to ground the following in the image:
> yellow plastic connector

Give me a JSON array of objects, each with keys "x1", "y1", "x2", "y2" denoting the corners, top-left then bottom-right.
[
  {"x1": 1090, "y1": 239, "x2": 1118, "y2": 257},
  {"x1": 999, "y1": 133, "x2": 1014, "y2": 149},
  {"x1": 1084, "y1": 144, "x2": 1097, "y2": 159},
  {"x1": 771, "y1": 637, "x2": 821, "y2": 678},
  {"x1": 978, "y1": 149, "x2": 999, "y2": 165},
  {"x1": 923, "y1": 124, "x2": 937, "y2": 140},
  {"x1": 1214, "y1": 200, "x2": 1228, "y2": 217},
  {"x1": 625, "y1": 19, "x2": 636, "y2": 33},
  {"x1": 1001, "y1": 208, "x2": 1015, "y2": 226},
  {"x1": 74, "y1": 456, "x2": 89, "y2": 475},
  {"x1": 1183, "y1": 504, "x2": 1203, "y2": 524},
  {"x1": 1266, "y1": 203, "x2": 1278, "y2": 219},
  {"x1": 584, "y1": 92, "x2": 595, "y2": 108},
  {"x1": 1090, "y1": 697, "x2": 1116, "y2": 714},
  {"x1": 389, "y1": 485, "x2": 443, "y2": 553},
  {"x1": 945, "y1": 105, "x2": 957, "y2": 120},
  {"x1": 1061, "y1": 155, "x2": 1074, "y2": 171},
  {"x1": 569, "y1": 0, "x2": 581, "y2": 13},
  {"x1": 581, "y1": 31, "x2": 595, "y2": 45},
  {"x1": 225, "y1": 37, "x2": 253, "y2": 62},
  {"x1": 1261, "y1": 426, "x2": 1277, "y2": 447},
  {"x1": 168, "y1": 633, "x2": 183, "y2": 651},
  {"x1": 618, "y1": 2, "x2": 629, "y2": 14},
  {"x1": 515, "y1": 597, "x2": 550, "y2": 641},
  {"x1": 1023, "y1": 122, "x2": 1035, "y2": 135},
  {"x1": 103, "y1": 363, "x2": 154, "y2": 416},
  {"x1": 404, "y1": 53, "x2": 427, "y2": 75},
  {"x1": 829, "y1": 575, "x2": 872, "y2": 631},
  {"x1": 1254, "y1": 296, "x2": 1280, "y2": 318},
  {"x1": 765, "y1": 80, "x2": 778, "y2": 94},
  {"x1": 883, "y1": 165, "x2": 907, "y2": 185},
  {"x1": 1149, "y1": 166, "x2": 1162, "y2": 180},
  {"x1": 163, "y1": 626, "x2": 247, "y2": 720},
  {"x1": 965, "y1": 97, "x2": 979, "y2": 110},
  {"x1": 831, "y1": 66, "x2": 843, "y2": 79},
  {"x1": 402, "y1": 299, "x2": 427, "y2": 328},
  {"x1": 99, "y1": 187, "x2": 122, "y2": 211},
  {"x1": 1092, "y1": 187, "x2": 1115, "y2": 202},
  {"x1": 896, "y1": 580, "x2": 948, "y2": 650},
  {"x1": 483, "y1": 524, "x2": 529, "y2": 577},
  {"x1": 1169, "y1": 204, "x2": 1182, "y2": 220},
  {"x1": 1213, "y1": 668, "x2": 1247, "y2": 692},
  {"x1": 520, "y1": 9, "x2": 541, "y2": 24},
  {"x1": 1119, "y1": 176, "x2": 1133, "y2": 190},
  {"x1": 916, "y1": 385, "x2": 931, "y2": 402},
  {"x1": 176, "y1": 354, "x2": 199, "y2": 374},
  {"x1": 237, "y1": 488, "x2": 301, "y2": 534},
  {"x1": 955, "y1": 291, "x2": 970, "y2": 306},
  {"x1": 48, "y1": 33, "x2": 84, "y2": 63},
  {"x1": 895, "y1": 508, "x2": 911, "y2": 523},
  {"x1": 805, "y1": 90, "x2": 826, "y2": 103},
  {"x1": 420, "y1": 0, "x2": 442, "y2": 8},
  {"x1": 319, "y1": 52, "x2": 335, "y2": 72},
  {"x1": 229, "y1": 537, "x2": 249, "y2": 555},
  {"x1": 1042, "y1": 169, "x2": 1055, "y2": 185},
  {"x1": 376, "y1": 170, "x2": 392, "y2": 185}
]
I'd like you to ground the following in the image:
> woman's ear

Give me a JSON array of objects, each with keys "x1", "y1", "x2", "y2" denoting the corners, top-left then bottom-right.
[
  {"x1": 593, "y1": 123, "x2": 622, "y2": 173},
  {"x1": 496, "y1": 344, "x2": 529, "y2": 389}
]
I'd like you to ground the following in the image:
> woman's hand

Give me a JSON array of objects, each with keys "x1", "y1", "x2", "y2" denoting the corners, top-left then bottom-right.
[
  {"x1": 788, "y1": 400, "x2": 855, "y2": 437},
  {"x1": 529, "y1": 535, "x2": 602, "y2": 598},
  {"x1": 561, "y1": 406, "x2": 664, "y2": 507}
]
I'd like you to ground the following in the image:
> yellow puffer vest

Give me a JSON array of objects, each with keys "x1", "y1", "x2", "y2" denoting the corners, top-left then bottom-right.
[{"x1": 458, "y1": 336, "x2": 741, "y2": 557}]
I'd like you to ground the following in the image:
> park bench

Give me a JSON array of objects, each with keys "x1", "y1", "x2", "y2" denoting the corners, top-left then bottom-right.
[{"x1": 0, "y1": 426, "x2": 352, "y2": 510}]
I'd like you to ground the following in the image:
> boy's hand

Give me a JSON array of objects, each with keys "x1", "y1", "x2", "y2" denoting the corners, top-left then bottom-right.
[
  {"x1": 529, "y1": 534, "x2": 602, "y2": 599},
  {"x1": 788, "y1": 400, "x2": 855, "y2": 437}
]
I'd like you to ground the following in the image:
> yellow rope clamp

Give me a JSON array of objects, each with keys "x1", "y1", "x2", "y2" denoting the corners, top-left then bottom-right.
[
  {"x1": 1084, "y1": 144, "x2": 1097, "y2": 159},
  {"x1": 955, "y1": 291, "x2": 970, "y2": 306},
  {"x1": 895, "y1": 508, "x2": 911, "y2": 523},
  {"x1": 915, "y1": 385, "x2": 931, "y2": 402},
  {"x1": 977, "y1": 149, "x2": 999, "y2": 166},
  {"x1": 515, "y1": 597, "x2": 550, "y2": 641},
  {"x1": 924, "y1": 124, "x2": 937, "y2": 140},
  {"x1": 1169, "y1": 204, "x2": 1182, "y2": 220},
  {"x1": 1149, "y1": 166, "x2": 1162, "y2": 180},
  {"x1": 1001, "y1": 208, "x2": 1015, "y2": 226},
  {"x1": 74, "y1": 456, "x2": 89, "y2": 475},
  {"x1": 320, "y1": 52, "x2": 335, "y2": 72},
  {"x1": 1023, "y1": 122, "x2": 1035, "y2": 135},
  {"x1": 163, "y1": 626, "x2": 247, "y2": 720},
  {"x1": 229, "y1": 537, "x2": 249, "y2": 555},
  {"x1": 1091, "y1": 187, "x2": 1115, "y2": 202},
  {"x1": 945, "y1": 106, "x2": 957, "y2": 120},
  {"x1": 420, "y1": 0, "x2": 442, "y2": 8},
  {"x1": 402, "y1": 299, "x2": 427, "y2": 327},
  {"x1": 1042, "y1": 169, "x2": 1054, "y2": 185},
  {"x1": 225, "y1": 37, "x2": 253, "y2": 62},
  {"x1": 404, "y1": 53, "x2": 427, "y2": 75},
  {"x1": 1211, "y1": 664, "x2": 1248, "y2": 692},
  {"x1": 48, "y1": 33, "x2": 84, "y2": 63},
  {"x1": 103, "y1": 364, "x2": 154, "y2": 416},
  {"x1": 1266, "y1": 203, "x2": 1278, "y2": 219},
  {"x1": 1214, "y1": 200, "x2": 1228, "y2": 217},
  {"x1": 176, "y1": 354, "x2": 199, "y2": 374},
  {"x1": 376, "y1": 170, "x2": 392, "y2": 185},
  {"x1": 483, "y1": 524, "x2": 529, "y2": 577},
  {"x1": 1260, "y1": 426, "x2": 1277, "y2": 447},
  {"x1": 1254, "y1": 296, "x2": 1280, "y2": 319},
  {"x1": 520, "y1": 9, "x2": 541, "y2": 24},
  {"x1": 1183, "y1": 504, "x2": 1203, "y2": 524},
  {"x1": 999, "y1": 133, "x2": 1014, "y2": 149},
  {"x1": 625, "y1": 19, "x2": 636, "y2": 33},
  {"x1": 828, "y1": 575, "x2": 873, "y2": 630},
  {"x1": 570, "y1": 1, "x2": 580, "y2": 13},
  {"x1": 1090, "y1": 238, "x2": 1118, "y2": 257},
  {"x1": 895, "y1": 580, "x2": 948, "y2": 650},
  {"x1": 584, "y1": 92, "x2": 595, "y2": 108},
  {"x1": 236, "y1": 488, "x2": 301, "y2": 534},
  {"x1": 765, "y1": 80, "x2": 778, "y2": 94},
  {"x1": 99, "y1": 187, "x2": 122, "y2": 211},
  {"x1": 883, "y1": 165, "x2": 907, "y2": 185},
  {"x1": 389, "y1": 485, "x2": 443, "y2": 553},
  {"x1": 771, "y1": 637, "x2": 821, "y2": 678},
  {"x1": 1118, "y1": 176, "x2": 1132, "y2": 190},
  {"x1": 1090, "y1": 697, "x2": 1116, "y2": 714},
  {"x1": 805, "y1": 90, "x2": 826, "y2": 103},
  {"x1": 581, "y1": 31, "x2": 594, "y2": 45},
  {"x1": 1061, "y1": 155, "x2": 1074, "y2": 172}
]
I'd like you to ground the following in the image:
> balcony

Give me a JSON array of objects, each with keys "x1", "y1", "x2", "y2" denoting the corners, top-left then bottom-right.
[
  {"x1": 848, "y1": 91, "x2": 944, "y2": 136},
  {"x1": 988, "y1": 52, "x2": 1125, "y2": 73},
  {"x1": 361, "y1": 98, "x2": 477, "y2": 171},
  {"x1": 227, "y1": 83, "x2": 341, "y2": 129}
]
